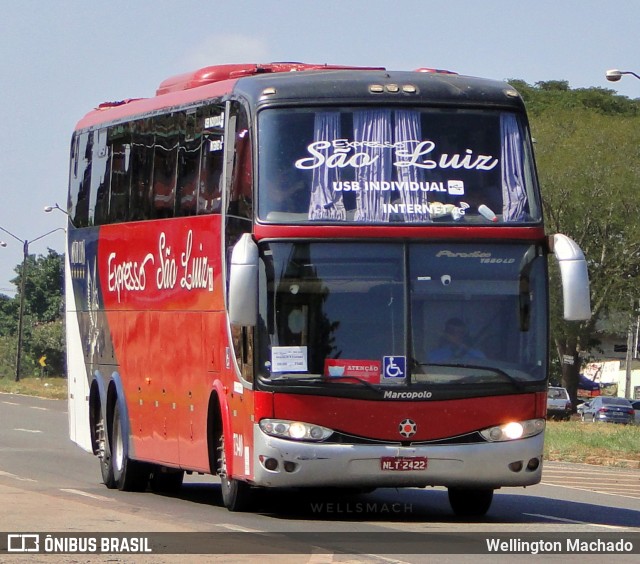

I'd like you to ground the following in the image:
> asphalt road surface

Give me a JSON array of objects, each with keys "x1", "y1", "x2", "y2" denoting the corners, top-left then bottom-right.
[{"x1": 1, "y1": 392, "x2": 639, "y2": 563}]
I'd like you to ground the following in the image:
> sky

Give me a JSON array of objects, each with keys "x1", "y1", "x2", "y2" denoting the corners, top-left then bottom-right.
[{"x1": 1, "y1": 0, "x2": 639, "y2": 295}]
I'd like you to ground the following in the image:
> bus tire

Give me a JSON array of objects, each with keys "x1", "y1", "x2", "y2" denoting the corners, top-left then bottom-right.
[
  {"x1": 97, "y1": 408, "x2": 116, "y2": 489},
  {"x1": 217, "y1": 433, "x2": 252, "y2": 511},
  {"x1": 111, "y1": 402, "x2": 150, "y2": 492},
  {"x1": 447, "y1": 487, "x2": 494, "y2": 517}
]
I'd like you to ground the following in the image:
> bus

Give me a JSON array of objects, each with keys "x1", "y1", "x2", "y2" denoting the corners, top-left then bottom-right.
[{"x1": 65, "y1": 62, "x2": 591, "y2": 517}]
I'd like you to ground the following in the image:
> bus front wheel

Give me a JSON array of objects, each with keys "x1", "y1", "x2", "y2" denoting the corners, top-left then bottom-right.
[
  {"x1": 217, "y1": 434, "x2": 252, "y2": 511},
  {"x1": 448, "y1": 487, "x2": 494, "y2": 517}
]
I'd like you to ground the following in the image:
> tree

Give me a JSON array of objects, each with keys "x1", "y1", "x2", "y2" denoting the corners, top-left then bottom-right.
[
  {"x1": 6, "y1": 249, "x2": 65, "y2": 377},
  {"x1": 517, "y1": 80, "x2": 640, "y2": 407}
]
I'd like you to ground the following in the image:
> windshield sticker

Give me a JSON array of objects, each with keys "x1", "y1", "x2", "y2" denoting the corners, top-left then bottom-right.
[
  {"x1": 324, "y1": 359, "x2": 381, "y2": 383},
  {"x1": 295, "y1": 140, "x2": 498, "y2": 172},
  {"x1": 271, "y1": 346, "x2": 308, "y2": 373},
  {"x1": 436, "y1": 250, "x2": 516, "y2": 264},
  {"x1": 383, "y1": 356, "x2": 407, "y2": 382},
  {"x1": 330, "y1": 179, "x2": 465, "y2": 195}
]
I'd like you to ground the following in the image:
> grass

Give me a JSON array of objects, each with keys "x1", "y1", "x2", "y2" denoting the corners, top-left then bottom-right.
[
  {"x1": 544, "y1": 419, "x2": 640, "y2": 467},
  {"x1": 1, "y1": 377, "x2": 638, "y2": 467},
  {"x1": 0, "y1": 375, "x2": 67, "y2": 400}
]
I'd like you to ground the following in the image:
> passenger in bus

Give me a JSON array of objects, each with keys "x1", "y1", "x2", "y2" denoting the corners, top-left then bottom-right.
[{"x1": 429, "y1": 317, "x2": 485, "y2": 362}]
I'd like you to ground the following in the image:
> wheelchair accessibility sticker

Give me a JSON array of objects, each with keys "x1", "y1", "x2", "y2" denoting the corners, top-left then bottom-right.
[{"x1": 383, "y1": 356, "x2": 406, "y2": 381}]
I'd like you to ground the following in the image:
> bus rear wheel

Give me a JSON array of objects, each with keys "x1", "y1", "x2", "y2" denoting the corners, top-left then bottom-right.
[
  {"x1": 97, "y1": 408, "x2": 116, "y2": 489},
  {"x1": 217, "y1": 434, "x2": 252, "y2": 511},
  {"x1": 111, "y1": 402, "x2": 150, "y2": 492},
  {"x1": 447, "y1": 487, "x2": 494, "y2": 517}
]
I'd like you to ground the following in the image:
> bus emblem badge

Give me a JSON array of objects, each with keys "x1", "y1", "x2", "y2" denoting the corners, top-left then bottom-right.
[{"x1": 399, "y1": 419, "x2": 417, "y2": 438}]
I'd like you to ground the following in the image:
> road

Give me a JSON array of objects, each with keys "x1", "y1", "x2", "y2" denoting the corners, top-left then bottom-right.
[{"x1": 0, "y1": 392, "x2": 639, "y2": 563}]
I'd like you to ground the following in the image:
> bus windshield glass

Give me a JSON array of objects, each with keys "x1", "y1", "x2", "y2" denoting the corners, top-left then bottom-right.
[
  {"x1": 256, "y1": 242, "x2": 547, "y2": 395},
  {"x1": 257, "y1": 107, "x2": 540, "y2": 224}
]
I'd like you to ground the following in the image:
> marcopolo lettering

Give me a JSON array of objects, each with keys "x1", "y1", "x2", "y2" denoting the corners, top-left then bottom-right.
[{"x1": 383, "y1": 390, "x2": 433, "y2": 400}]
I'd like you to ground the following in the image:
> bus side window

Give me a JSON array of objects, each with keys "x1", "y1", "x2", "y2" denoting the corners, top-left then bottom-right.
[
  {"x1": 231, "y1": 325, "x2": 254, "y2": 383},
  {"x1": 197, "y1": 104, "x2": 224, "y2": 215},
  {"x1": 176, "y1": 110, "x2": 200, "y2": 217},
  {"x1": 226, "y1": 102, "x2": 254, "y2": 383},
  {"x1": 151, "y1": 113, "x2": 178, "y2": 219},
  {"x1": 226, "y1": 104, "x2": 252, "y2": 222},
  {"x1": 197, "y1": 138, "x2": 223, "y2": 214},
  {"x1": 130, "y1": 118, "x2": 154, "y2": 221},
  {"x1": 69, "y1": 131, "x2": 92, "y2": 228},
  {"x1": 89, "y1": 128, "x2": 110, "y2": 226},
  {"x1": 108, "y1": 124, "x2": 131, "y2": 223}
]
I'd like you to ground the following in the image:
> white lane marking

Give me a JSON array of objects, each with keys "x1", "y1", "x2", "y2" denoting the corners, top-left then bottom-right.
[
  {"x1": 217, "y1": 523, "x2": 262, "y2": 533},
  {"x1": 541, "y1": 481, "x2": 640, "y2": 500},
  {"x1": 2, "y1": 401, "x2": 20, "y2": 406},
  {"x1": 524, "y1": 513, "x2": 628, "y2": 530},
  {"x1": 0, "y1": 470, "x2": 37, "y2": 482},
  {"x1": 14, "y1": 428, "x2": 42, "y2": 433},
  {"x1": 30, "y1": 406, "x2": 49, "y2": 411},
  {"x1": 60, "y1": 488, "x2": 114, "y2": 502}
]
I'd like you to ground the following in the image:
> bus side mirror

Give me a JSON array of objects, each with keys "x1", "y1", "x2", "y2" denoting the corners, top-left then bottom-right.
[
  {"x1": 228, "y1": 233, "x2": 258, "y2": 326},
  {"x1": 549, "y1": 234, "x2": 591, "y2": 321}
]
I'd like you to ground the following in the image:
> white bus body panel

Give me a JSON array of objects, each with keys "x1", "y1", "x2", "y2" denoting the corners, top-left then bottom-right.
[{"x1": 65, "y1": 252, "x2": 92, "y2": 452}]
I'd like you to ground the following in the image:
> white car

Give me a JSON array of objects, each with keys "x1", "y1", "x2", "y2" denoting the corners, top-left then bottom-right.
[{"x1": 547, "y1": 387, "x2": 572, "y2": 421}]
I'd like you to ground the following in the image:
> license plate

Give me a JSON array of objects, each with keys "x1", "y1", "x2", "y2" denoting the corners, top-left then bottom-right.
[{"x1": 380, "y1": 456, "x2": 428, "y2": 471}]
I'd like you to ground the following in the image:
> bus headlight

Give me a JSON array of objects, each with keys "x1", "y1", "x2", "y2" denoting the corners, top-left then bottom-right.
[
  {"x1": 480, "y1": 418, "x2": 545, "y2": 442},
  {"x1": 259, "y1": 419, "x2": 333, "y2": 442}
]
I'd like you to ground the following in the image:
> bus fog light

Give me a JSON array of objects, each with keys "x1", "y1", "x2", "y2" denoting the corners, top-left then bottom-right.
[
  {"x1": 264, "y1": 457, "x2": 278, "y2": 471},
  {"x1": 283, "y1": 461, "x2": 297, "y2": 473},
  {"x1": 527, "y1": 457, "x2": 540, "y2": 471},
  {"x1": 508, "y1": 461, "x2": 523, "y2": 472}
]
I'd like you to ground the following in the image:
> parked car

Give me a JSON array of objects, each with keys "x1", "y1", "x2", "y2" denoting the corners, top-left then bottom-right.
[
  {"x1": 547, "y1": 387, "x2": 572, "y2": 420},
  {"x1": 576, "y1": 400, "x2": 589, "y2": 416},
  {"x1": 632, "y1": 400, "x2": 640, "y2": 425},
  {"x1": 581, "y1": 396, "x2": 635, "y2": 424}
]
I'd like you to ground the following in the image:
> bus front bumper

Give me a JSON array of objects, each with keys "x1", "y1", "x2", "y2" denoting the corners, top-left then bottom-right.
[{"x1": 250, "y1": 425, "x2": 544, "y2": 489}]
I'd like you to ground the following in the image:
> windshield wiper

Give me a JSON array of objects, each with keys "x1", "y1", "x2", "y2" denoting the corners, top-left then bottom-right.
[
  {"x1": 269, "y1": 374, "x2": 322, "y2": 382},
  {"x1": 427, "y1": 363, "x2": 525, "y2": 391},
  {"x1": 269, "y1": 374, "x2": 378, "y2": 391},
  {"x1": 322, "y1": 375, "x2": 379, "y2": 391}
]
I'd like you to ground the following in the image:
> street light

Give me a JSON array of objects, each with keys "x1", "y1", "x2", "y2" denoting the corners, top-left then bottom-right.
[
  {"x1": 44, "y1": 203, "x2": 74, "y2": 227},
  {"x1": 0, "y1": 225, "x2": 65, "y2": 381},
  {"x1": 605, "y1": 69, "x2": 640, "y2": 82}
]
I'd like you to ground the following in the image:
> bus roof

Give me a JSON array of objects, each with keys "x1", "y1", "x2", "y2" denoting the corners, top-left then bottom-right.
[{"x1": 74, "y1": 63, "x2": 523, "y2": 131}]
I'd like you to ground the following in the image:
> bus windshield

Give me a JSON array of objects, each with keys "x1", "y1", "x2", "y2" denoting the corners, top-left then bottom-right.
[
  {"x1": 256, "y1": 241, "x2": 548, "y2": 395},
  {"x1": 257, "y1": 107, "x2": 540, "y2": 224}
]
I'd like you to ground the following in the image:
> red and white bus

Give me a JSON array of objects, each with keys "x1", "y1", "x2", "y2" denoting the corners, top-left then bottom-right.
[{"x1": 65, "y1": 62, "x2": 590, "y2": 516}]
